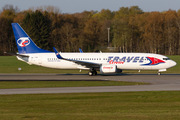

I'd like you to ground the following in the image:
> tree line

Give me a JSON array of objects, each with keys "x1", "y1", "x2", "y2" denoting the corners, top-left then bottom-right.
[{"x1": 1, "y1": 5, "x2": 180, "y2": 55}]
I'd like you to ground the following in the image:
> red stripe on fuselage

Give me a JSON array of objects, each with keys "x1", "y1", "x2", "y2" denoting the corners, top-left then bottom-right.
[{"x1": 147, "y1": 57, "x2": 165, "y2": 65}]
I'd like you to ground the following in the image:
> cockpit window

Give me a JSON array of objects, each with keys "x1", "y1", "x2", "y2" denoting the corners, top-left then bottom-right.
[{"x1": 163, "y1": 58, "x2": 170, "y2": 60}]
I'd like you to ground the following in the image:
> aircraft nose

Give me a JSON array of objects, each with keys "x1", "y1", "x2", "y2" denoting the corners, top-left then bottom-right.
[{"x1": 170, "y1": 60, "x2": 177, "y2": 67}]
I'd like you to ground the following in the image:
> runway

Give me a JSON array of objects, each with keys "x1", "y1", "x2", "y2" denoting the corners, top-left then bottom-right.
[{"x1": 0, "y1": 73, "x2": 180, "y2": 94}]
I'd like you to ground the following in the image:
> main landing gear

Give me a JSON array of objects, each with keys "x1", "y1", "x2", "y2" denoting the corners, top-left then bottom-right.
[
  {"x1": 158, "y1": 72, "x2": 161, "y2": 75},
  {"x1": 88, "y1": 70, "x2": 97, "y2": 76}
]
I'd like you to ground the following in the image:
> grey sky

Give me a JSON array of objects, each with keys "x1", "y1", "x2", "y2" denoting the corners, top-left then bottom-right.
[{"x1": 1, "y1": 0, "x2": 180, "y2": 13}]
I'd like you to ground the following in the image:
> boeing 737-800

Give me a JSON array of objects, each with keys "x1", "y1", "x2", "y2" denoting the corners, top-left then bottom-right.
[{"x1": 11, "y1": 23, "x2": 176, "y2": 76}]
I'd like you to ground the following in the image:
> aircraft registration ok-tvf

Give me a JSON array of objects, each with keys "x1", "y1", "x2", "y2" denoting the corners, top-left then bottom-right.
[{"x1": 12, "y1": 23, "x2": 177, "y2": 76}]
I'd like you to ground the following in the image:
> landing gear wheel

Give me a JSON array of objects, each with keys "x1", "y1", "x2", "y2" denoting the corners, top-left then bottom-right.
[
  {"x1": 88, "y1": 70, "x2": 97, "y2": 76},
  {"x1": 158, "y1": 72, "x2": 161, "y2": 75},
  {"x1": 95, "y1": 71, "x2": 97, "y2": 75},
  {"x1": 92, "y1": 71, "x2": 97, "y2": 76},
  {"x1": 88, "y1": 71, "x2": 93, "y2": 76}
]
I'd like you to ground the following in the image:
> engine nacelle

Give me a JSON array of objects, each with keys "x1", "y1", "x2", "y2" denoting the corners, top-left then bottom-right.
[{"x1": 100, "y1": 65, "x2": 117, "y2": 73}]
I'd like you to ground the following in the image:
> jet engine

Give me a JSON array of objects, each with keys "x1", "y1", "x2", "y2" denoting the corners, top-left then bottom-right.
[{"x1": 100, "y1": 65, "x2": 117, "y2": 73}]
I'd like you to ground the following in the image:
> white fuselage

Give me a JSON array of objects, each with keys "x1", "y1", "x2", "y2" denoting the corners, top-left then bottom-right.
[{"x1": 17, "y1": 52, "x2": 177, "y2": 72}]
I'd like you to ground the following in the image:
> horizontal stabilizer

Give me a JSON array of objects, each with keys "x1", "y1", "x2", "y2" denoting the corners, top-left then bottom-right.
[{"x1": 4, "y1": 52, "x2": 29, "y2": 57}]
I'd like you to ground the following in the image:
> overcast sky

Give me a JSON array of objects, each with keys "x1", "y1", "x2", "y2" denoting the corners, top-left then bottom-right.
[{"x1": 1, "y1": 0, "x2": 180, "y2": 13}]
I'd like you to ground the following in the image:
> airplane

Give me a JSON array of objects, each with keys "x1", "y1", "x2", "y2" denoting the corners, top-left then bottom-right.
[{"x1": 11, "y1": 23, "x2": 177, "y2": 76}]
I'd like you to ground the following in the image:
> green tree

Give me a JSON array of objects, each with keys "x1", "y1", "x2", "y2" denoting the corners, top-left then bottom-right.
[
  {"x1": 176, "y1": 11, "x2": 180, "y2": 55},
  {"x1": 115, "y1": 6, "x2": 143, "y2": 19},
  {"x1": 75, "y1": 11, "x2": 94, "y2": 51},
  {"x1": 83, "y1": 18, "x2": 102, "y2": 51},
  {"x1": 0, "y1": 5, "x2": 18, "y2": 53},
  {"x1": 22, "y1": 10, "x2": 51, "y2": 50},
  {"x1": 92, "y1": 9, "x2": 114, "y2": 21},
  {"x1": 163, "y1": 10, "x2": 178, "y2": 55},
  {"x1": 112, "y1": 19, "x2": 131, "y2": 52},
  {"x1": 141, "y1": 12, "x2": 164, "y2": 53},
  {"x1": 112, "y1": 6, "x2": 143, "y2": 52}
]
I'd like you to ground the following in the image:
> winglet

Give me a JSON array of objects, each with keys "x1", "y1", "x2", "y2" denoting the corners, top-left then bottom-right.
[
  {"x1": 79, "y1": 48, "x2": 83, "y2": 53},
  {"x1": 53, "y1": 47, "x2": 63, "y2": 59}
]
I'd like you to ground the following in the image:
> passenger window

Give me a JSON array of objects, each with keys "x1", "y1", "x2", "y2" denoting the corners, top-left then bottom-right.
[{"x1": 163, "y1": 58, "x2": 170, "y2": 60}]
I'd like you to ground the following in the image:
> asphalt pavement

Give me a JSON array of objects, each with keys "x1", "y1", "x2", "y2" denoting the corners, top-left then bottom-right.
[{"x1": 0, "y1": 73, "x2": 180, "y2": 94}]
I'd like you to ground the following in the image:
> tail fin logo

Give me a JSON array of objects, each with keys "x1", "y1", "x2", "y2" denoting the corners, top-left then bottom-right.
[{"x1": 17, "y1": 37, "x2": 30, "y2": 47}]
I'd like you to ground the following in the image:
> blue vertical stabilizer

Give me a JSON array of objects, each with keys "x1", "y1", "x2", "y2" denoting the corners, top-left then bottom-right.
[{"x1": 12, "y1": 23, "x2": 52, "y2": 54}]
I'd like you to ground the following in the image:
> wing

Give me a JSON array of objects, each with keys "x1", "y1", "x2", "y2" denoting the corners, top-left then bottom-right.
[{"x1": 53, "y1": 47, "x2": 101, "y2": 68}]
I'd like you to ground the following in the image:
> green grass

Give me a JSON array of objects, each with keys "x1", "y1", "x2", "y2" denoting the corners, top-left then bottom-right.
[
  {"x1": 0, "y1": 55, "x2": 179, "y2": 73},
  {"x1": 0, "y1": 81, "x2": 148, "y2": 89},
  {"x1": 0, "y1": 91, "x2": 180, "y2": 120},
  {"x1": 0, "y1": 56, "x2": 86, "y2": 73},
  {"x1": 166, "y1": 55, "x2": 180, "y2": 73}
]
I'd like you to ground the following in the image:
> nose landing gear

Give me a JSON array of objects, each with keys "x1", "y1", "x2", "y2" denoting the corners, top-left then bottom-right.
[{"x1": 158, "y1": 69, "x2": 166, "y2": 75}]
